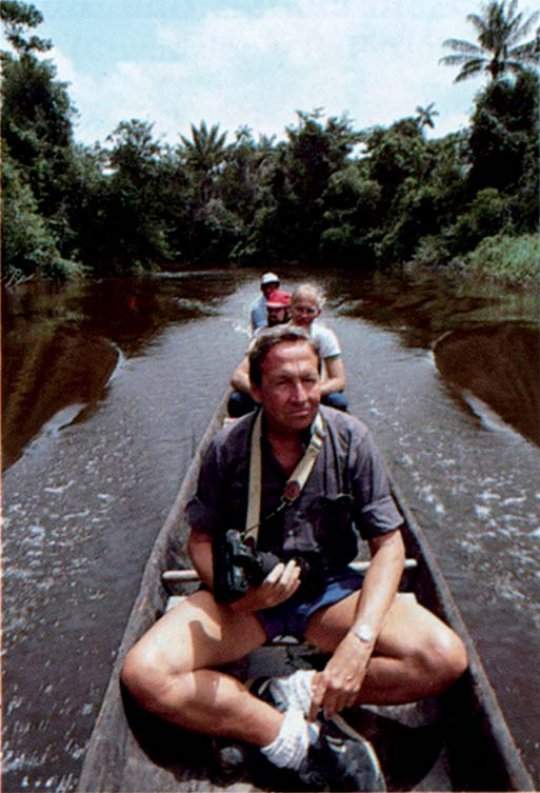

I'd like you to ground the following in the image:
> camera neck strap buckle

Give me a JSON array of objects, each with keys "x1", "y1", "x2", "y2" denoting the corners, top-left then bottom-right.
[{"x1": 244, "y1": 410, "x2": 325, "y2": 543}]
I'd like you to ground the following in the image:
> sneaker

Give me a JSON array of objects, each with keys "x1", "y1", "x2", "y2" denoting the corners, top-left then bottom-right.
[
  {"x1": 294, "y1": 717, "x2": 386, "y2": 792},
  {"x1": 250, "y1": 675, "x2": 386, "y2": 790}
]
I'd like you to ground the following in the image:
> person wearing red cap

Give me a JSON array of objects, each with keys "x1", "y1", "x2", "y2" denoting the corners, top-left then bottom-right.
[
  {"x1": 250, "y1": 272, "x2": 280, "y2": 335},
  {"x1": 230, "y1": 288, "x2": 291, "y2": 417},
  {"x1": 265, "y1": 289, "x2": 291, "y2": 327}
]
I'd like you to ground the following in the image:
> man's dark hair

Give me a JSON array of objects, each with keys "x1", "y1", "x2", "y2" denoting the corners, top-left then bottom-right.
[{"x1": 248, "y1": 325, "x2": 321, "y2": 387}]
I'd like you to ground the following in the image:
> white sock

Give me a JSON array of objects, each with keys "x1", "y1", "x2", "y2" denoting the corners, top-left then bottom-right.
[
  {"x1": 269, "y1": 669, "x2": 316, "y2": 718},
  {"x1": 261, "y1": 707, "x2": 319, "y2": 770}
]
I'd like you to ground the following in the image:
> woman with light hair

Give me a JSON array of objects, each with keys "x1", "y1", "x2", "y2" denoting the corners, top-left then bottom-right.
[{"x1": 289, "y1": 283, "x2": 348, "y2": 411}]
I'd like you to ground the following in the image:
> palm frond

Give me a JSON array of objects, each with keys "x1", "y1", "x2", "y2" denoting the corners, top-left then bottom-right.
[
  {"x1": 442, "y1": 37, "x2": 484, "y2": 55},
  {"x1": 510, "y1": 38, "x2": 540, "y2": 62},
  {"x1": 466, "y1": 11, "x2": 489, "y2": 35},
  {"x1": 454, "y1": 58, "x2": 487, "y2": 82},
  {"x1": 439, "y1": 52, "x2": 486, "y2": 66},
  {"x1": 508, "y1": 10, "x2": 540, "y2": 45}
]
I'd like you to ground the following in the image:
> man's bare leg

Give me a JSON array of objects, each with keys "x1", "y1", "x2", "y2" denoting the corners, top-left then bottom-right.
[
  {"x1": 121, "y1": 590, "x2": 283, "y2": 747},
  {"x1": 121, "y1": 588, "x2": 391, "y2": 790}
]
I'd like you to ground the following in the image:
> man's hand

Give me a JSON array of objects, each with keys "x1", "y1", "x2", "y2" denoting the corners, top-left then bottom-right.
[
  {"x1": 229, "y1": 559, "x2": 301, "y2": 613},
  {"x1": 308, "y1": 632, "x2": 372, "y2": 720}
]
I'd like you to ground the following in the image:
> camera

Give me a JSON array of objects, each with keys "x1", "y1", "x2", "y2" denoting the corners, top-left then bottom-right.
[{"x1": 212, "y1": 529, "x2": 325, "y2": 604}]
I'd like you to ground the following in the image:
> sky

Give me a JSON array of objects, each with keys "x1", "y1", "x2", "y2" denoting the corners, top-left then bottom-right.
[{"x1": 26, "y1": 0, "x2": 502, "y2": 147}]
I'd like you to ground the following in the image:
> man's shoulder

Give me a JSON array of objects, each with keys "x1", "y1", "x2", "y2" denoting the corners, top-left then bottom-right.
[
  {"x1": 320, "y1": 405, "x2": 369, "y2": 439},
  {"x1": 214, "y1": 411, "x2": 255, "y2": 450}
]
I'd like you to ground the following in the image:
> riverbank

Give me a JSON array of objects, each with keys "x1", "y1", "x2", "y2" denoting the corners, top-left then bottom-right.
[
  {"x1": 6, "y1": 230, "x2": 539, "y2": 293},
  {"x1": 405, "y1": 232, "x2": 540, "y2": 287}
]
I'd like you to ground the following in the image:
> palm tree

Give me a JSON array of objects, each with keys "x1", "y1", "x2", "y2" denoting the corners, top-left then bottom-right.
[
  {"x1": 180, "y1": 121, "x2": 228, "y2": 203},
  {"x1": 440, "y1": 0, "x2": 540, "y2": 82},
  {"x1": 415, "y1": 103, "x2": 440, "y2": 130}
]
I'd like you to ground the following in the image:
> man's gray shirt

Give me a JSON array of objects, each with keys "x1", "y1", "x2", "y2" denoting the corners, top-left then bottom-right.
[{"x1": 187, "y1": 406, "x2": 402, "y2": 568}]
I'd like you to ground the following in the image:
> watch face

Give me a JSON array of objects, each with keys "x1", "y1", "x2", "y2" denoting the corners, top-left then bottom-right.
[{"x1": 354, "y1": 624, "x2": 374, "y2": 643}]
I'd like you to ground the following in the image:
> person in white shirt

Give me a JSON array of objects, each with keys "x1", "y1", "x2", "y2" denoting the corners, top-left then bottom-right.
[
  {"x1": 250, "y1": 272, "x2": 280, "y2": 334},
  {"x1": 289, "y1": 283, "x2": 348, "y2": 412}
]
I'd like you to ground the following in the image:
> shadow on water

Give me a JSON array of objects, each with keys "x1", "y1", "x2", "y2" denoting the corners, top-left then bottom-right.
[{"x1": 1, "y1": 272, "x2": 242, "y2": 469}]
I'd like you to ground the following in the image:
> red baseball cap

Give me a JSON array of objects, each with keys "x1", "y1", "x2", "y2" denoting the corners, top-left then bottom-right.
[{"x1": 267, "y1": 289, "x2": 291, "y2": 308}]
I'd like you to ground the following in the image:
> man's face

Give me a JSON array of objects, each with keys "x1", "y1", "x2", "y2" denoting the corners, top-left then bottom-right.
[
  {"x1": 251, "y1": 341, "x2": 320, "y2": 433},
  {"x1": 290, "y1": 296, "x2": 320, "y2": 328},
  {"x1": 262, "y1": 282, "x2": 279, "y2": 298},
  {"x1": 267, "y1": 305, "x2": 288, "y2": 326}
]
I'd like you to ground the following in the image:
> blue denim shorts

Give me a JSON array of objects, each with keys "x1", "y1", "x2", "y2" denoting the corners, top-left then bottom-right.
[{"x1": 256, "y1": 568, "x2": 364, "y2": 641}]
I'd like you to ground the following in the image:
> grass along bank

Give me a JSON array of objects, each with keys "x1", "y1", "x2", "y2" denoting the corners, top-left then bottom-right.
[{"x1": 461, "y1": 233, "x2": 540, "y2": 286}]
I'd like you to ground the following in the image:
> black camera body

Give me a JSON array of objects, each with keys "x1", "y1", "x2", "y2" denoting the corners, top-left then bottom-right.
[{"x1": 212, "y1": 528, "x2": 325, "y2": 604}]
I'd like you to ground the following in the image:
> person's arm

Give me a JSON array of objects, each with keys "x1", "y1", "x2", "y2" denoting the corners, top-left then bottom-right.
[
  {"x1": 230, "y1": 355, "x2": 252, "y2": 394},
  {"x1": 309, "y1": 528, "x2": 404, "y2": 719},
  {"x1": 349, "y1": 529, "x2": 405, "y2": 638},
  {"x1": 319, "y1": 355, "x2": 346, "y2": 396}
]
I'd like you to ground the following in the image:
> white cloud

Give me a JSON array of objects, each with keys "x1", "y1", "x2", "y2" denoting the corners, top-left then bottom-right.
[{"x1": 52, "y1": 0, "x2": 482, "y2": 147}]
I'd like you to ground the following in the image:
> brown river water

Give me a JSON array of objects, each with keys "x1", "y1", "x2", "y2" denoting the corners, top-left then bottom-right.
[{"x1": 2, "y1": 268, "x2": 539, "y2": 790}]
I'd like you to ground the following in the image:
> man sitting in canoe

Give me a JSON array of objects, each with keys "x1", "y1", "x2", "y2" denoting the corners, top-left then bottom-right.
[
  {"x1": 250, "y1": 271, "x2": 281, "y2": 334},
  {"x1": 121, "y1": 325, "x2": 468, "y2": 792}
]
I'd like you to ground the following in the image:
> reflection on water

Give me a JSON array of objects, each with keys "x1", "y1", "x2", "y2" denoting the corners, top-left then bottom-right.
[
  {"x1": 328, "y1": 269, "x2": 540, "y2": 448},
  {"x1": 1, "y1": 273, "x2": 240, "y2": 469},
  {"x1": 331, "y1": 267, "x2": 539, "y2": 342},
  {"x1": 433, "y1": 324, "x2": 540, "y2": 447},
  {"x1": 2, "y1": 329, "x2": 119, "y2": 470}
]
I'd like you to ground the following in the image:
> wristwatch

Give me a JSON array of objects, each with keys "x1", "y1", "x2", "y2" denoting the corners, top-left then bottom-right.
[{"x1": 351, "y1": 623, "x2": 375, "y2": 644}]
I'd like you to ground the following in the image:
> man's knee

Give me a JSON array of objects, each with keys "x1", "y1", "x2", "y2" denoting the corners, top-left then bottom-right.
[
  {"x1": 121, "y1": 642, "x2": 175, "y2": 709},
  {"x1": 419, "y1": 627, "x2": 468, "y2": 690}
]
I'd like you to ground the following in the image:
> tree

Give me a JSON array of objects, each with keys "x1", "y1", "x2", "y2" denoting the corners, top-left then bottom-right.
[
  {"x1": 467, "y1": 70, "x2": 539, "y2": 229},
  {"x1": 0, "y1": 0, "x2": 51, "y2": 55},
  {"x1": 440, "y1": 0, "x2": 540, "y2": 82},
  {"x1": 103, "y1": 120, "x2": 173, "y2": 269},
  {"x1": 280, "y1": 110, "x2": 361, "y2": 261},
  {"x1": 179, "y1": 121, "x2": 228, "y2": 205},
  {"x1": 1, "y1": 142, "x2": 63, "y2": 281},
  {"x1": 415, "y1": 102, "x2": 439, "y2": 131},
  {"x1": 1, "y1": 0, "x2": 82, "y2": 278}
]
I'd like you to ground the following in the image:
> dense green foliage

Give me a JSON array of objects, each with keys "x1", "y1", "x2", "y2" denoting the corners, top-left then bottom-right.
[{"x1": 1, "y1": 1, "x2": 539, "y2": 284}]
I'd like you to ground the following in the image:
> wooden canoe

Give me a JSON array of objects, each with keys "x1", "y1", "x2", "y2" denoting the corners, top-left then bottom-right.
[{"x1": 78, "y1": 397, "x2": 534, "y2": 792}]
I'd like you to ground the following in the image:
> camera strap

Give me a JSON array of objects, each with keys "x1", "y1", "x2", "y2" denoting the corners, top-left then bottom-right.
[{"x1": 244, "y1": 409, "x2": 325, "y2": 543}]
